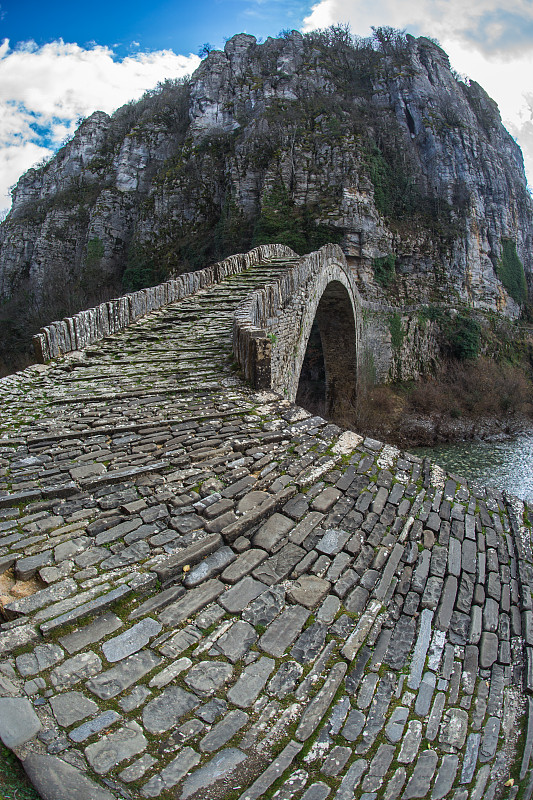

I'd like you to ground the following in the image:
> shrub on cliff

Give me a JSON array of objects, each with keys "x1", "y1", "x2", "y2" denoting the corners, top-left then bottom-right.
[
  {"x1": 449, "y1": 313, "x2": 481, "y2": 360},
  {"x1": 419, "y1": 306, "x2": 481, "y2": 360},
  {"x1": 408, "y1": 358, "x2": 532, "y2": 417},
  {"x1": 373, "y1": 254, "x2": 396, "y2": 287},
  {"x1": 251, "y1": 180, "x2": 342, "y2": 254}
]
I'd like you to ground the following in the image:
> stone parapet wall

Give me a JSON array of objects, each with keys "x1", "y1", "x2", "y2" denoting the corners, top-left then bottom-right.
[{"x1": 32, "y1": 244, "x2": 295, "y2": 363}]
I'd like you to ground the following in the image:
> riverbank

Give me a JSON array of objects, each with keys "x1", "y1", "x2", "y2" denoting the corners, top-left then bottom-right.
[
  {"x1": 381, "y1": 409, "x2": 533, "y2": 447},
  {"x1": 352, "y1": 357, "x2": 533, "y2": 447}
]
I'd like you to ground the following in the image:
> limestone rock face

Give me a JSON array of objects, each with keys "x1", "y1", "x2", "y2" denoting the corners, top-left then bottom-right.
[
  {"x1": 10, "y1": 111, "x2": 110, "y2": 210},
  {"x1": 1, "y1": 30, "x2": 532, "y2": 366}
]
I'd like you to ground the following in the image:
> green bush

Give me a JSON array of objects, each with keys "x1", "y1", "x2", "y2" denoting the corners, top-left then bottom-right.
[
  {"x1": 86, "y1": 236, "x2": 104, "y2": 266},
  {"x1": 418, "y1": 304, "x2": 485, "y2": 362},
  {"x1": 366, "y1": 144, "x2": 424, "y2": 220},
  {"x1": 497, "y1": 239, "x2": 527, "y2": 305},
  {"x1": 449, "y1": 313, "x2": 481, "y2": 360},
  {"x1": 419, "y1": 305, "x2": 444, "y2": 323},
  {"x1": 419, "y1": 305, "x2": 481, "y2": 361},
  {"x1": 213, "y1": 195, "x2": 253, "y2": 259},
  {"x1": 373, "y1": 254, "x2": 396, "y2": 287},
  {"x1": 122, "y1": 240, "x2": 167, "y2": 291},
  {"x1": 367, "y1": 146, "x2": 393, "y2": 217},
  {"x1": 252, "y1": 180, "x2": 342, "y2": 255},
  {"x1": 389, "y1": 313, "x2": 404, "y2": 349}
]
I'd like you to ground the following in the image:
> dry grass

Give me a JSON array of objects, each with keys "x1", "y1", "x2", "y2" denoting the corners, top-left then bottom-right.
[
  {"x1": 408, "y1": 358, "x2": 533, "y2": 418},
  {"x1": 352, "y1": 384, "x2": 405, "y2": 434}
]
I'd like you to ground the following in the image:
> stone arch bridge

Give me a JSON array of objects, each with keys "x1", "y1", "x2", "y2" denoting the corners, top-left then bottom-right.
[
  {"x1": 233, "y1": 244, "x2": 363, "y2": 421},
  {"x1": 0, "y1": 245, "x2": 531, "y2": 800}
]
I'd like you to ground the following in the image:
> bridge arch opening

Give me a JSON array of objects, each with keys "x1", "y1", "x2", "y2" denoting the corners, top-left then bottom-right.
[
  {"x1": 296, "y1": 320, "x2": 326, "y2": 417},
  {"x1": 296, "y1": 280, "x2": 358, "y2": 424}
]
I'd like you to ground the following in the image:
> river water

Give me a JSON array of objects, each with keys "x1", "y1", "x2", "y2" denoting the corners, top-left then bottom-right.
[{"x1": 413, "y1": 432, "x2": 533, "y2": 503}]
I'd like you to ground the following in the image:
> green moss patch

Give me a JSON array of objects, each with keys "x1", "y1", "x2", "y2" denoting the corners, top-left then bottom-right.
[{"x1": 497, "y1": 239, "x2": 527, "y2": 305}]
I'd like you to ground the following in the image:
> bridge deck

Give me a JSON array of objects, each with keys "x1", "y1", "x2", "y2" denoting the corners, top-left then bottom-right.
[{"x1": 0, "y1": 255, "x2": 531, "y2": 800}]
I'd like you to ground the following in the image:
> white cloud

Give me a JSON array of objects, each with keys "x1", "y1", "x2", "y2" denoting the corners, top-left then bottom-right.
[
  {"x1": 302, "y1": 0, "x2": 533, "y2": 186},
  {"x1": 0, "y1": 39, "x2": 201, "y2": 215},
  {"x1": 302, "y1": 0, "x2": 533, "y2": 54}
]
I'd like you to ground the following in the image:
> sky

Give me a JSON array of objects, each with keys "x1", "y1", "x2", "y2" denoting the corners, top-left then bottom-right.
[{"x1": 1, "y1": 0, "x2": 533, "y2": 216}]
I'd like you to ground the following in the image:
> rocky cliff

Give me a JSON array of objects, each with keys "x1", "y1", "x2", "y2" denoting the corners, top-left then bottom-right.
[{"x1": 1, "y1": 27, "x2": 532, "y2": 373}]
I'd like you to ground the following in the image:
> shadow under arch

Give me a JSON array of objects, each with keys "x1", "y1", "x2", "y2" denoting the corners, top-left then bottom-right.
[{"x1": 296, "y1": 279, "x2": 358, "y2": 424}]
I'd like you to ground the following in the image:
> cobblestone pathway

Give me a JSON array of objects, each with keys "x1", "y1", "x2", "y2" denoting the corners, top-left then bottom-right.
[{"x1": 1, "y1": 255, "x2": 532, "y2": 800}]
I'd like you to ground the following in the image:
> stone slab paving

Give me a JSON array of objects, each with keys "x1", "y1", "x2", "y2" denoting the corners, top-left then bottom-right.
[{"x1": 0, "y1": 254, "x2": 532, "y2": 800}]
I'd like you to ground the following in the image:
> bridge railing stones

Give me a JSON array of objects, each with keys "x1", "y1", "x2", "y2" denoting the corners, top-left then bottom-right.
[{"x1": 32, "y1": 244, "x2": 296, "y2": 363}]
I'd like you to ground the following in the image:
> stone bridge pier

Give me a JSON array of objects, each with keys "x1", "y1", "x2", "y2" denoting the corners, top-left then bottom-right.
[{"x1": 0, "y1": 244, "x2": 531, "y2": 800}]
